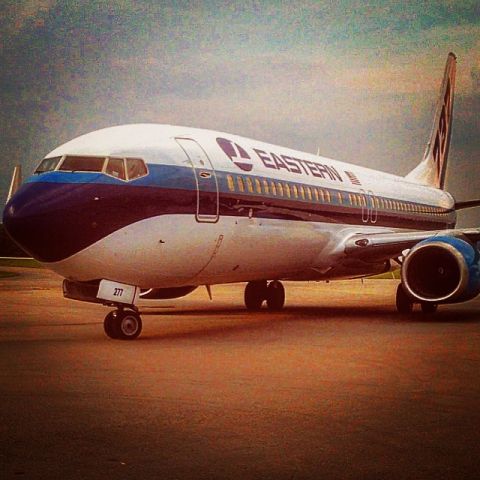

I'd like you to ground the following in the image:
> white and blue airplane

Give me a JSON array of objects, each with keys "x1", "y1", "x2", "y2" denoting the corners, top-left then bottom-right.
[{"x1": 3, "y1": 53, "x2": 480, "y2": 339}]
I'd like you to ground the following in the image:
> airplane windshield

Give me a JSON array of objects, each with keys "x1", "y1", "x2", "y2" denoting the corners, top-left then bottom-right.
[
  {"x1": 34, "y1": 156, "x2": 62, "y2": 174},
  {"x1": 33, "y1": 155, "x2": 148, "y2": 181},
  {"x1": 58, "y1": 156, "x2": 106, "y2": 172},
  {"x1": 126, "y1": 158, "x2": 148, "y2": 180}
]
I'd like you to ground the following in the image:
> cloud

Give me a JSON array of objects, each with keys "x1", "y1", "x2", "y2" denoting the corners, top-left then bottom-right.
[
  {"x1": 0, "y1": 1, "x2": 56, "y2": 46},
  {"x1": 472, "y1": 66, "x2": 480, "y2": 92}
]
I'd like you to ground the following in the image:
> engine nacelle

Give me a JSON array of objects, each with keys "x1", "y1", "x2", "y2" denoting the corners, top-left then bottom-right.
[{"x1": 402, "y1": 236, "x2": 480, "y2": 304}]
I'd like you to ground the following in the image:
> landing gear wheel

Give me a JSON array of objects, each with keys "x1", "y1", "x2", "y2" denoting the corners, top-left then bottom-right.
[
  {"x1": 266, "y1": 280, "x2": 285, "y2": 311},
  {"x1": 421, "y1": 302, "x2": 438, "y2": 314},
  {"x1": 104, "y1": 311, "x2": 119, "y2": 339},
  {"x1": 104, "y1": 309, "x2": 142, "y2": 340},
  {"x1": 244, "y1": 280, "x2": 267, "y2": 310},
  {"x1": 116, "y1": 310, "x2": 142, "y2": 340},
  {"x1": 396, "y1": 284, "x2": 413, "y2": 314}
]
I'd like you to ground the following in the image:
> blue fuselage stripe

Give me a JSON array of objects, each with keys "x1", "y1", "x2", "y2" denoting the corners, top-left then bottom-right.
[{"x1": 26, "y1": 164, "x2": 455, "y2": 223}]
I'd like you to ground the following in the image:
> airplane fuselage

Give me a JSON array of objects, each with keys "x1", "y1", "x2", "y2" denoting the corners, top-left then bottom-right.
[{"x1": 4, "y1": 124, "x2": 456, "y2": 288}]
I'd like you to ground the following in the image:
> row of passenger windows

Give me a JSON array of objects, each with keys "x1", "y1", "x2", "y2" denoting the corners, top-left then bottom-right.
[
  {"x1": 226, "y1": 174, "x2": 448, "y2": 216},
  {"x1": 35, "y1": 155, "x2": 148, "y2": 181}
]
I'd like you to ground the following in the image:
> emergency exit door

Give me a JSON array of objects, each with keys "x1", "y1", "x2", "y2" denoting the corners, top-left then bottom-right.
[{"x1": 176, "y1": 137, "x2": 219, "y2": 222}]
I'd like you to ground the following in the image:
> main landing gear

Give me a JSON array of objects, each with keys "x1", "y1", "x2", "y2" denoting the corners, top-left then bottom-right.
[
  {"x1": 395, "y1": 284, "x2": 438, "y2": 315},
  {"x1": 104, "y1": 307, "x2": 143, "y2": 340},
  {"x1": 244, "y1": 280, "x2": 285, "y2": 311}
]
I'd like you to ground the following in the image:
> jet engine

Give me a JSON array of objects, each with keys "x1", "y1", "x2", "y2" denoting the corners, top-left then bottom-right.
[{"x1": 401, "y1": 236, "x2": 480, "y2": 304}]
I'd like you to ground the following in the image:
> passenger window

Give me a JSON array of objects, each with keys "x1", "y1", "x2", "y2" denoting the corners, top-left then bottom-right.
[
  {"x1": 237, "y1": 177, "x2": 245, "y2": 192},
  {"x1": 246, "y1": 177, "x2": 254, "y2": 193},
  {"x1": 270, "y1": 181, "x2": 277, "y2": 195},
  {"x1": 277, "y1": 182, "x2": 284, "y2": 196},
  {"x1": 126, "y1": 158, "x2": 148, "y2": 180},
  {"x1": 227, "y1": 175, "x2": 235, "y2": 192},
  {"x1": 284, "y1": 183, "x2": 291, "y2": 198},
  {"x1": 263, "y1": 179, "x2": 270, "y2": 195},
  {"x1": 255, "y1": 178, "x2": 262, "y2": 194},
  {"x1": 35, "y1": 156, "x2": 62, "y2": 174},
  {"x1": 305, "y1": 186, "x2": 312, "y2": 200},
  {"x1": 59, "y1": 156, "x2": 106, "y2": 172},
  {"x1": 337, "y1": 192, "x2": 342, "y2": 204},
  {"x1": 105, "y1": 158, "x2": 126, "y2": 180},
  {"x1": 300, "y1": 186, "x2": 305, "y2": 200},
  {"x1": 325, "y1": 190, "x2": 331, "y2": 203},
  {"x1": 318, "y1": 189, "x2": 325, "y2": 202},
  {"x1": 292, "y1": 184, "x2": 298, "y2": 198},
  {"x1": 313, "y1": 188, "x2": 319, "y2": 202}
]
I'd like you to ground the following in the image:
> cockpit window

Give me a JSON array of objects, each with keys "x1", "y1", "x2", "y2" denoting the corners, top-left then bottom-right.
[
  {"x1": 105, "y1": 158, "x2": 126, "y2": 180},
  {"x1": 58, "y1": 156, "x2": 106, "y2": 172},
  {"x1": 126, "y1": 158, "x2": 148, "y2": 180},
  {"x1": 35, "y1": 156, "x2": 62, "y2": 174},
  {"x1": 34, "y1": 154, "x2": 147, "y2": 181}
]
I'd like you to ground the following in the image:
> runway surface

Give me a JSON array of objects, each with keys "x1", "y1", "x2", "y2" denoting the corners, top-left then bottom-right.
[{"x1": 1, "y1": 267, "x2": 480, "y2": 479}]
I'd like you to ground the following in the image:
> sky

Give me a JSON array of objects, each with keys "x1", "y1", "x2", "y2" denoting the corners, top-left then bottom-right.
[{"x1": 1, "y1": 0, "x2": 479, "y2": 225}]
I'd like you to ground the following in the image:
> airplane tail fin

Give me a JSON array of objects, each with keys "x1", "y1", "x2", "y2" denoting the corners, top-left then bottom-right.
[{"x1": 405, "y1": 52, "x2": 456, "y2": 189}]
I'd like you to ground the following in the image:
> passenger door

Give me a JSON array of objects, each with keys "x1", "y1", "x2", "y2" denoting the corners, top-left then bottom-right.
[{"x1": 175, "y1": 138, "x2": 219, "y2": 223}]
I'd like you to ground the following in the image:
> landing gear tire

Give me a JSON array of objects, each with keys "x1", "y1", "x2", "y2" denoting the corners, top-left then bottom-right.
[
  {"x1": 396, "y1": 284, "x2": 413, "y2": 314},
  {"x1": 103, "y1": 311, "x2": 119, "y2": 339},
  {"x1": 421, "y1": 302, "x2": 438, "y2": 314},
  {"x1": 266, "y1": 280, "x2": 285, "y2": 311},
  {"x1": 104, "y1": 309, "x2": 142, "y2": 340},
  {"x1": 244, "y1": 280, "x2": 267, "y2": 310}
]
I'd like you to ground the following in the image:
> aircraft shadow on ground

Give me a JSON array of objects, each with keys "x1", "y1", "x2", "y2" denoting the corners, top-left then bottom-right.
[{"x1": 137, "y1": 305, "x2": 480, "y2": 342}]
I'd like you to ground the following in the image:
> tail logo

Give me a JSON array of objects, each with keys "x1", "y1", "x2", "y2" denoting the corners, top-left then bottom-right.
[
  {"x1": 433, "y1": 78, "x2": 453, "y2": 181},
  {"x1": 216, "y1": 138, "x2": 253, "y2": 172}
]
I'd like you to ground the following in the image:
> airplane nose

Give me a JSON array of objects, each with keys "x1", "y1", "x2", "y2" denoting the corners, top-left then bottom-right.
[
  {"x1": 3, "y1": 181, "x2": 118, "y2": 263},
  {"x1": 3, "y1": 182, "x2": 79, "y2": 262}
]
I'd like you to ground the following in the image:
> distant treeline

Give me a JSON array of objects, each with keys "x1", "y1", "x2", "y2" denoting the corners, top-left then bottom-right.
[{"x1": 0, "y1": 224, "x2": 29, "y2": 257}]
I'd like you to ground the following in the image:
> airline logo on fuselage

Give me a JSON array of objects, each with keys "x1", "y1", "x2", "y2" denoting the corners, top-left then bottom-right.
[
  {"x1": 217, "y1": 137, "x2": 344, "y2": 183},
  {"x1": 216, "y1": 138, "x2": 253, "y2": 172}
]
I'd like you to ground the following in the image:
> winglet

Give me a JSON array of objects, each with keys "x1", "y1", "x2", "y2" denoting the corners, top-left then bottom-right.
[
  {"x1": 405, "y1": 53, "x2": 456, "y2": 189},
  {"x1": 7, "y1": 165, "x2": 22, "y2": 203}
]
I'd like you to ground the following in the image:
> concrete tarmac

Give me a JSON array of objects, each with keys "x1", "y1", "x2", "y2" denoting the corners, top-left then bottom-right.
[{"x1": 1, "y1": 267, "x2": 480, "y2": 479}]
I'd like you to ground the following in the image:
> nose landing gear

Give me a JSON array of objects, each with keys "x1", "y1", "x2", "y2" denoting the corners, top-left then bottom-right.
[
  {"x1": 244, "y1": 280, "x2": 285, "y2": 311},
  {"x1": 104, "y1": 307, "x2": 143, "y2": 340}
]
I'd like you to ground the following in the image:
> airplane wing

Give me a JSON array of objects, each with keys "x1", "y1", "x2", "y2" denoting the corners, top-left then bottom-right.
[{"x1": 344, "y1": 228, "x2": 480, "y2": 263}]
